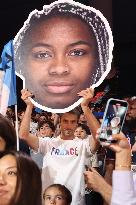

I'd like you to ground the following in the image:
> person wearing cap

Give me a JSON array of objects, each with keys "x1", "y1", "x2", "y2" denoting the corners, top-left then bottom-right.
[{"x1": 14, "y1": 0, "x2": 113, "y2": 113}]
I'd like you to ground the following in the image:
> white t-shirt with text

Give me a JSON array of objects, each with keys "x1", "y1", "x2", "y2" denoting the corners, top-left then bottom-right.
[{"x1": 38, "y1": 136, "x2": 92, "y2": 205}]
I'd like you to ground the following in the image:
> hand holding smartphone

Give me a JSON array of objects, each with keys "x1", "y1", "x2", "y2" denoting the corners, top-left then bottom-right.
[{"x1": 99, "y1": 98, "x2": 128, "y2": 143}]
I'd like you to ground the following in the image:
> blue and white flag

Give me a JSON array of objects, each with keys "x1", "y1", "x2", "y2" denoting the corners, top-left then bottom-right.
[
  {"x1": 0, "y1": 40, "x2": 17, "y2": 116},
  {"x1": 35, "y1": 107, "x2": 42, "y2": 113}
]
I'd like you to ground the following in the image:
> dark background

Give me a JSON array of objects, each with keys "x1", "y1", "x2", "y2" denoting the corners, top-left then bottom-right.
[{"x1": 0, "y1": 0, "x2": 136, "y2": 109}]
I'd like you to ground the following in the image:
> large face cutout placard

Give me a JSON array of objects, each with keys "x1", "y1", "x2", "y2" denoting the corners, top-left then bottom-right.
[{"x1": 14, "y1": 0, "x2": 113, "y2": 113}]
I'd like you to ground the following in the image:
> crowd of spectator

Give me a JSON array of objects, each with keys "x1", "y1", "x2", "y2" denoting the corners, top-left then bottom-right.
[{"x1": 0, "y1": 87, "x2": 135, "y2": 205}]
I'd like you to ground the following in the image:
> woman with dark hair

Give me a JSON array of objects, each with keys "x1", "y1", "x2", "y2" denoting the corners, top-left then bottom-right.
[
  {"x1": 14, "y1": 0, "x2": 113, "y2": 113},
  {"x1": 43, "y1": 184, "x2": 72, "y2": 205},
  {"x1": 0, "y1": 114, "x2": 16, "y2": 151},
  {"x1": 0, "y1": 113, "x2": 30, "y2": 155},
  {"x1": 0, "y1": 150, "x2": 42, "y2": 205}
]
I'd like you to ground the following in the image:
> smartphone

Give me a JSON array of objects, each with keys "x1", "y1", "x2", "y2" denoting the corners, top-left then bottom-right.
[{"x1": 99, "y1": 98, "x2": 128, "y2": 143}]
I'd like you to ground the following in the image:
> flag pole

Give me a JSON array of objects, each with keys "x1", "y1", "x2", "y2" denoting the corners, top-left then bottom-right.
[{"x1": 15, "y1": 104, "x2": 19, "y2": 151}]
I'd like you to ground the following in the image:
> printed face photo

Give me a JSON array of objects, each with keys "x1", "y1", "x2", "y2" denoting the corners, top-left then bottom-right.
[
  {"x1": 18, "y1": 17, "x2": 97, "y2": 109},
  {"x1": 14, "y1": 0, "x2": 113, "y2": 113}
]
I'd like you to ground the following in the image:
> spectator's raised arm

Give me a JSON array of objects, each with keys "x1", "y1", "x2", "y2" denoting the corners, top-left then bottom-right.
[
  {"x1": 107, "y1": 133, "x2": 131, "y2": 171},
  {"x1": 84, "y1": 167, "x2": 112, "y2": 205},
  {"x1": 84, "y1": 132, "x2": 134, "y2": 205},
  {"x1": 78, "y1": 88, "x2": 100, "y2": 153},
  {"x1": 19, "y1": 89, "x2": 39, "y2": 151},
  {"x1": 106, "y1": 133, "x2": 136, "y2": 205}
]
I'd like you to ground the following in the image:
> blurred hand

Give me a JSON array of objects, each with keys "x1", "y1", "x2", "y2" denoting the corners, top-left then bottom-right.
[
  {"x1": 97, "y1": 131, "x2": 131, "y2": 170},
  {"x1": 84, "y1": 167, "x2": 109, "y2": 193},
  {"x1": 78, "y1": 88, "x2": 94, "y2": 107},
  {"x1": 21, "y1": 89, "x2": 34, "y2": 107},
  {"x1": 98, "y1": 132, "x2": 131, "y2": 153}
]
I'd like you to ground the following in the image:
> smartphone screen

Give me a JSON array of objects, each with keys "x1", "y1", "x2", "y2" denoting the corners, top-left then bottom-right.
[{"x1": 99, "y1": 98, "x2": 128, "y2": 142}]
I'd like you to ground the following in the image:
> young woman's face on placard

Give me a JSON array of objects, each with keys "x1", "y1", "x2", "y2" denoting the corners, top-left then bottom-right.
[{"x1": 22, "y1": 16, "x2": 98, "y2": 109}]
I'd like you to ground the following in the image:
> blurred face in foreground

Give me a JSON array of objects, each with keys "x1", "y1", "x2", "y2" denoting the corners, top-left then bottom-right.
[{"x1": 0, "y1": 154, "x2": 17, "y2": 205}]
